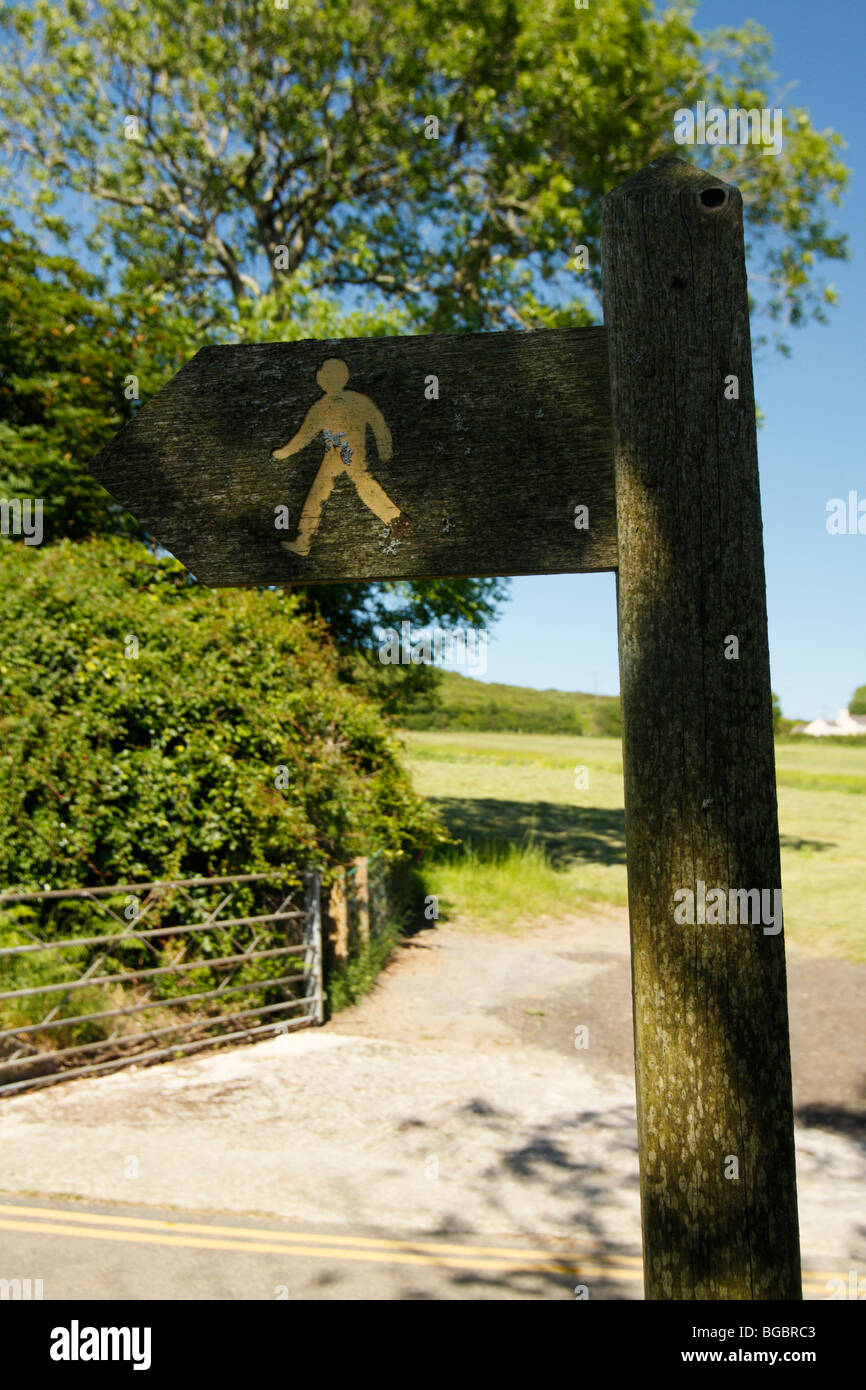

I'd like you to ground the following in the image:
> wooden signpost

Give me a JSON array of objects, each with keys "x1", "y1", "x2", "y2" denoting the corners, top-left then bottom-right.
[{"x1": 90, "y1": 158, "x2": 802, "y2": 1301}]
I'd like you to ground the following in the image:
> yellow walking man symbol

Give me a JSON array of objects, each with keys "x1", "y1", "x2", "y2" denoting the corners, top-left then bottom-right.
[{"x1": 272, "y1": 358, "x2": 410, "y2": 557}]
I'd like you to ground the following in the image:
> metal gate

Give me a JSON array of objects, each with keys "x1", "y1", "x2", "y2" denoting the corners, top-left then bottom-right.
[{"x1": 0, "y1": 869, "x2": 324, "y2": 1096}]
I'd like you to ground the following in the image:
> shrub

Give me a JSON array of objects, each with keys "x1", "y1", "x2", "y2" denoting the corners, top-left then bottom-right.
[{"x1": 0, "y1": 537, "x2": 443, "y2": 895}]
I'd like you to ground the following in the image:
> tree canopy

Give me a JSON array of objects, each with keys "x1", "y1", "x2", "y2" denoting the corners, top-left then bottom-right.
[
  {"x1": 0, "y1": 212, "x2": 199, "y2": 543},
  {"x1": 0, "y1": 0, "x2": 849, "y2": 344}
]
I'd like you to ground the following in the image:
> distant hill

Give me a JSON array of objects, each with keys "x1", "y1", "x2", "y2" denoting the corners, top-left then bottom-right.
[{"x1": 398, "y1": 670, "x2": 622, "y2": 736}]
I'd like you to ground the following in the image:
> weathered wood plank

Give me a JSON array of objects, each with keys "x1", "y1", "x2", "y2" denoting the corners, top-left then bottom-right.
[
  {"x1": 602, "y1": 157, "x2": 801, "y2": 1299},
  {"x1": 326, "y1": 872, "x2": 348, "y2": 969},
  {"x1": 90, "y1": 327, "x2": 616, "y2": 587},
  {"x1": 353, "y1": 857, "x2": 370, "y2": 949}
]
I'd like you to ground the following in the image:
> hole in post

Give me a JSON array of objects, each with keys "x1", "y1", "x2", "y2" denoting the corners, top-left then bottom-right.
[{"x1": 699, "y1": 187, "x2": 728, "y2": 210}]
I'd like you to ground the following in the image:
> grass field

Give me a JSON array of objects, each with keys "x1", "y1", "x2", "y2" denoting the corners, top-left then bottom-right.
[{"x1": 401, "y1": 729, "x2": 866, "y2": 962}]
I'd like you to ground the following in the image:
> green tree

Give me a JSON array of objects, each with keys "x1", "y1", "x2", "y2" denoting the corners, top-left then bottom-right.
[
  {"x1": 0, "y1": 0, "x2": 848, "y2": 343},
  {"x1": 0, "y1": 213, "x2": 199, "y2": 541},
  {"x1": 849, "y1": 686, "x2": 866, "y2": 716}
]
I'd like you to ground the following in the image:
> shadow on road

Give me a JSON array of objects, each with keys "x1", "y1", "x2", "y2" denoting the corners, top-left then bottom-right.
[
  {"x1": 394, "y1": 1099, "x2": 643, "y2": 1300},
  {"x1": 796, "y1": 1099, "x2": 866, "y2": 1148}
]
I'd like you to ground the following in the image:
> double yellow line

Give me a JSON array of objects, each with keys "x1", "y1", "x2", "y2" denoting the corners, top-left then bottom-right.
[
  {"x1": 0, "y1": 1201, "x2": 645, "y2": 1280},
  {"x1": 0, "y1": 1203, "x2": 842, "y2": 1294}
]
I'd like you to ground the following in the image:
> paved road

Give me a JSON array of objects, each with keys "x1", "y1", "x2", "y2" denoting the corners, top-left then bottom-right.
[
  {"x1": 0, "y1": 1196, "x2": 644, "y2": 1300},
  {"x1": 0, "y1": 1196, "x2": 846, "y2": 1301},
  {"x1": 1, "y1": 911, "x2": 863, "y2": 1301}
]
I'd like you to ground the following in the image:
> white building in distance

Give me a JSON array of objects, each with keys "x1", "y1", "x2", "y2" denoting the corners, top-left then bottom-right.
[{"x1": 795, "y1": 708, "x2": 866, "y2": 737}]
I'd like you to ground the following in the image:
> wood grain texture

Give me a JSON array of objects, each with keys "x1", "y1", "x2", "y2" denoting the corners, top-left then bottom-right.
[
  {"x1": 326, "y1": 872, "x2": 348, "y2": 969},
  {"x1": 89, "y1": 327, "x2": 616, "y2": 587},
  {"x1": 353, "y1": 857, "x2": 370, "y2": 949},
  {"x1": 603, "y1": 158, "x2": 801, "y2": 1300}
]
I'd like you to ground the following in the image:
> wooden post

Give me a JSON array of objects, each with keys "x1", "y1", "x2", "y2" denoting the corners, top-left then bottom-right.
[
  {"x1": 353, "y1": 857, "x2": 370, "y2": 949},
  {"x1": 303, "y1": 869, "x2": 325, "y2": 1025},
  {"x1": 326, "y1": 870, "x2": 349, "y2": 967},
  {"x1": 602, "y1": 158, "x2": 801, "y2": 1299}
]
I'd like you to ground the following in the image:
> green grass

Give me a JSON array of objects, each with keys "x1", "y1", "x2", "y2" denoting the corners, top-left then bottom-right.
[
  {"x1": 401, "y1": 729, "x2": 866, "y2": 961},
  {"x1": 430, "y1": 839, "x2": 627, "y2": 933}
]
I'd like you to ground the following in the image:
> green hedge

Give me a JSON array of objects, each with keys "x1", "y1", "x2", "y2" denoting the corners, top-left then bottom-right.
[{"x1": 0, "y1": 537, "x2": 441, "y2": 894}]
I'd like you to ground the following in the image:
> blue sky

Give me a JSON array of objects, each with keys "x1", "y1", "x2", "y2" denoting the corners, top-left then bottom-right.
[{"x1": 480, "y1": 0, "x2": 865, "y2": 720}]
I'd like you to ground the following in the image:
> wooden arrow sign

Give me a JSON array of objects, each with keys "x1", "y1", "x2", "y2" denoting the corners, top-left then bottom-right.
[{"x1": 89, "y1": 326, "x2": 616, "y2": 587}]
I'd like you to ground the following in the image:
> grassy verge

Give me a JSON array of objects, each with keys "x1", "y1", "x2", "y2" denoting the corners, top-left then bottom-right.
[
  {"x1": 401, "y1": 729, "x2": 866, "y2": 961},
  {"x1": 429, "y1": 840, "x2": 628, "y2": 933}
]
